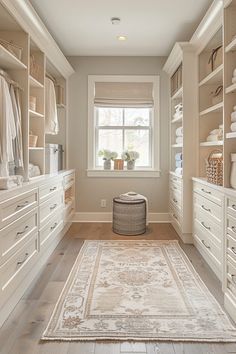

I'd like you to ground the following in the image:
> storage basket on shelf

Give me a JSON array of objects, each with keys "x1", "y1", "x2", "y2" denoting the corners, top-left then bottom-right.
[
  {"x1": 206, "y1": 150, "x2": 223, "y2": 186},
  {"x1": 113, "y1": 197, "x2": 146, "y2": 235},
  {"x1": 0, "y1": 38, "x2": 22, "y2": 60},
  {"x1": 29, "y1": 132, "x2": 38, "y2": 147}
]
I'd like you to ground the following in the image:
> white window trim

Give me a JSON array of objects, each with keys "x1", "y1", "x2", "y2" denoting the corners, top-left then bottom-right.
[{"x1": 87, "y1": 75, "x2": 161, "y2": 178}]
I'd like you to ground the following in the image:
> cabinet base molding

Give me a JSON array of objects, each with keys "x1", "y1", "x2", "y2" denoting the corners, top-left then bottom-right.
[
  {"x1": 73, "y1": 212, "x2": 171, "y2": 223},
  {"x1": 0, "y1": 221, "x2": 71, "y2": 327},
  {"x1": 224, "y1": 293, "x2": 236, "y2": 324},
  {"x1": 171, "y1": 219, "x2": 193, "y2": 244}
]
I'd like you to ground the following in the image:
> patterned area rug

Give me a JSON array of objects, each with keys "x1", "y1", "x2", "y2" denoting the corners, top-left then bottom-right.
[{"x1": 42, "y1": 240, "x2": 236, "y2": 342}]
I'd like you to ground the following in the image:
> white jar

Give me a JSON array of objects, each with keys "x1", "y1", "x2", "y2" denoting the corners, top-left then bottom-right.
[{"x1": 230, "y1": 153, "x2": 236, "y2": 189}]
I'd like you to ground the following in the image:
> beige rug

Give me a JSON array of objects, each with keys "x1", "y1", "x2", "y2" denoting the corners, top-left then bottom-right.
[{"x1": 42, "y1": 240, "x2": 236, "y2": 342}]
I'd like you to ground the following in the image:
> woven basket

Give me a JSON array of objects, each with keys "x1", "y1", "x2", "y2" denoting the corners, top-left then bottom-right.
[
  {"x1": 0, "y1": 38, "x2": 22, "y2": 60},
  {"x1": 29, "y1": 134, "x2": 38, "y2": 147},
  {"x1": 206, "y1": 150, "x2": 223, "y2": 186}
]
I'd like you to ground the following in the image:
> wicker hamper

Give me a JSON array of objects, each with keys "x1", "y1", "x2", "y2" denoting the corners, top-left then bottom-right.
[
  {"x1": 206, "y1": 150, "x2": 223, "y2": 186},
  {"x1": 113, "y1": 197, "x2": 146, "y2": 235}
]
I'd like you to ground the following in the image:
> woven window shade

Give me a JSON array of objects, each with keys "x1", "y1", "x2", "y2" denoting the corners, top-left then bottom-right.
[{"x1": 94, "y1": 82, "x2": 154, "y2": 107}]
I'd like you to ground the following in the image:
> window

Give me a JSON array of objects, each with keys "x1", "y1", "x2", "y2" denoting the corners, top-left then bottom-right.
[{"x1": 88, "y1": 75, "x2": 160, "y2": 177}]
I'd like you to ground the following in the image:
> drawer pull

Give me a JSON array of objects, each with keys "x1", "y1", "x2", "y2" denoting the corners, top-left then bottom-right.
[
  {"x1": 15, "y1": 201, "x2": 29, "y2": 210},
  {"x1": 231, "y1": 247, "x2": 236, "y2": 255},
  {"x1": 231, "y1": 274, "x2": 236, "y2": 285},
  {"x1": 50, "y1": 222, "x2": 58, "y2": 231},
  {"x1": 16, "y1": 225, "x2": 29, "y2": 238},
  {"x1": 201, "y1": 205, "x2": 211, "y2": 213},
  {"x1": 232, "y1": 204, "x2": 236, "y2": 211},
  {"x1": 232, "y1": 226, "x2": 236, "y2": 233},
  {"x1": 50, "y1": 186, "x2": 57, "y2": 192},
  {"x1": 201, "y1": 221, "x2": 211, "y2": 231},
  {"x1": 201, "y1": 188, "x2": 211, "y2": 195},
  {"x1": 201, "y1": 240, "x2": 211, "y2": 250},
  {"x1": 173, "y1": 198, "x2": 178, "y2": 204},
  {"x1": 50, "y1": 203, "x2": 57, "y2": 211},
  {"x1": 17, "y1": 252, "x2": 29, "y2": 266},
  {"x1": 173, "y1": 178, "x2": 177, "y2": 182},
  {"x1": 173, "y1": 214, "x2": 177, "y2": 220}
]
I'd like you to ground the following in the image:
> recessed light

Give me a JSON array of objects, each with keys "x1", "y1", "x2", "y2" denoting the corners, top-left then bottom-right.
[{"x1": 117, "y1": 35, "x2": 127, "y2": 41}]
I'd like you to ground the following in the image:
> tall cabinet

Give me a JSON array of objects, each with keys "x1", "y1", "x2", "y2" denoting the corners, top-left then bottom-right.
[{"x1": 164, "y1": 43, "x2": 198, "y2": 244}]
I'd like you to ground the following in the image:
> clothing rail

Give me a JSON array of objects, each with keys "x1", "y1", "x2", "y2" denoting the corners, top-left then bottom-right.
[
  {"x1": 46, "y1": 72, "x2": 57, "y2": 84},
  {"x1": 0, "y1": 69, "x2": 23, "y2": 90}
]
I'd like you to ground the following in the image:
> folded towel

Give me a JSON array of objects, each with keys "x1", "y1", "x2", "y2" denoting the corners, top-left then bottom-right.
[
  {"x1": 176, "y1": 126, "x2": 183, "y2": 137},
  {"x1": 231, "y1": 111, "x2": 236, "y2": 123},
  {"x1": 207, "y1": 134, "x2": 220, "y2": 142},
  {"x1": 28, "y1": 164, "x2": 40, "y2": 178},
  {"x1": 176, "y1": 136, "x2": 183, "y2": 144},
  {"x1": 119, "y1": 191, "x2": 148, "y2": 225},
  {"x1": 231, "y1": 122, "x2": 236, "y2": 132},
  {"x1": 232, "y1": 77, "x2": 236, "y2": 84},
  {"x1": 173, "y1": 111, "x2": 183, "y2": 120},
  {"x1": 219, "y1": 124, "x2": 223, "y2": 129},
  {"x1": 209, "y1": 129, "x2": 220, "y2": 135},
  {"x1": 175, "y1": 103, "x2": 183, "y2": 111},
  {"x1": 175, "y1": 167, "x2": 183, "y2": 176},
  {"x1": 175, "y1": 152, "x2": 183, "y2": 161},
  {"x1": 175, "y1": 160, "x2": 182, "y2": 168}
]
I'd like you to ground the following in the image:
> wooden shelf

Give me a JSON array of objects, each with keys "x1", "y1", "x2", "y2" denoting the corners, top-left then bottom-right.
[
  {"x1": 29, "y1": 147, "x2": 44, "y2": 150},
  {"x1": 171, "y1": 144, "x2": 183, "y2": 148},
  {"x1": 226, "y1": 132, "x2": 236, "y2": 139},
  {"x1": 225, "y1": 37, "x2": 236, "y2": 53},
  {"x1": 0, "y1": 44, "x2": 27, "y2": 70},
  {"x1": 171, "y1": 87, "x2": 183, "y2": 100},
  {"x1": 29, "y1": 109, "x2": 44, "y2": 118},
  {"x1": 200, "y1": 141, "x2": 223, "y2": 147},
  {"x1": 57, "y1": 103, "x2": 66, "y2": 108},
  {"x1": 171, "y1": 115, "x2": 183, "y2": 124},
  {"x1": 200, "y1": 102, "x2": 223, "y2": 116},
  {"x1": 199, "y1": 65, "x2": 223, "y2": 87},
  {"x1": 226, "y1": 83, "x2": 236, "y2": 94},
  {"x1": 29, "y1": 75, "x2": 44, "y2": 88}
]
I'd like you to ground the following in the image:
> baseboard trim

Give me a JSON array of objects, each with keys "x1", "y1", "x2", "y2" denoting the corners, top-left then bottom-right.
[{"x1": 73, "y1": 212, "x2": 171, "y2": 223}]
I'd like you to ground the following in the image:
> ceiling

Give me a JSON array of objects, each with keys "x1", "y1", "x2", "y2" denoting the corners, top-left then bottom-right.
[{"x1": 29, "y1": 0, "x2": 213, "y2": 56}]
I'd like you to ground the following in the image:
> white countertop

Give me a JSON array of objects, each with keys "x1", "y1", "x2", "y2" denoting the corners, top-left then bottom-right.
[{"x1": 192, "y1": 176, "x2": 236, "y2": 199}]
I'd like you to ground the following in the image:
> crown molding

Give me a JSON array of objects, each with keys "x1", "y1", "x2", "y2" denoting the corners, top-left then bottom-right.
[
  {"x1": 0, "y1": 0, "x2": 74, "y2": 78},
  {"x1": 163, "y1": 42, "x2": 192, "y2": 75}
]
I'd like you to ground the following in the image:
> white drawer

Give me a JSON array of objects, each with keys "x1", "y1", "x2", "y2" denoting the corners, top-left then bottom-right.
[
  {"x1": 39, "y1": 192, "x2": 63, "y2": 227},
  {"x1": 169, "y1": 203, "x2": 182, "y2": 228},
  {"x1": 39, "y1": 180, "x2": 62, "y2": 203},
  {"x1": 0, "y1": 208, "x2": 38, "y2": 266},
  {"x1": 194, "y1": 218, "x2": 221, "y2": 260},
  {"x1": 226, "y1": 234, "x2": 236, "y2": 260},
  {"x1": 193, "y1": 193, "x2": 222, "y2": 224},
  {"x1": 226, "y1": 255, "x2": 236, "y2": 298},
  {"x1": 63, "y1": 172, "x2": 75, "y2": 190},
  {"x1": 169, "y1": 189, "x2": 182, "y2": 213},
  {"x1": 170, "y1": 174, "x2": 182, "y2": 186},
  {"x1": 0, "y1": 189, "x2": 38, "y2": 229},
  {"x1": 194, "y1": 207, "x2": 222, "y2": 243},
  {"x1": 227, "y1": 214, "x2": 236, "y2": 239},
  {"x1": 39, "y1": 209, "x2": 63, "y2": 248},
  {"x1": 0, "y1": 233, "x2": 38, "y2": 307},
  {"x1": 170, "y1": 180, "x2": 182, "y2": 194},
  {"x1": 64, "y1": 199, "x2": 75, "y2": 223},
  {"x1": 227, "y1": 198, "x2": 236, "y2": 220},
  {"x1": 193, "y1": 181, "x2": 223, "y2": 206}
]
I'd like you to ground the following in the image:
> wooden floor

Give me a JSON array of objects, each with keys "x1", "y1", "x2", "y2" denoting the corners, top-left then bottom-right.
[{"x1": 0, "y1": 223, "x2": 236, "y2": 354}]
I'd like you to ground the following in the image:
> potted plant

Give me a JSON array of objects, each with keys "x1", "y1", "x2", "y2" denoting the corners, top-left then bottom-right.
[
  {"x1": 98, "y1": 149, "x2": 118, "y2": 170},
  {"x1": 122, "y1": 150, "x2": 140, "y2": 170}
]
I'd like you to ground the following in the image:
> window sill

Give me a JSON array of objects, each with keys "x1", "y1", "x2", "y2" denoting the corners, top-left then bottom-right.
[{"x1": 87, "y1": 169, "x2": 161, "y2": 178}]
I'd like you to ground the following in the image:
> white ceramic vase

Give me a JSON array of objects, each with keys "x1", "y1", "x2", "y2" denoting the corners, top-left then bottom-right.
[
  {"x1": 230, "y1": 153, "x2": 236, "y2": 189},
  {"x1": 104, "y1": 159, "x2": 111, "y2": 170}
]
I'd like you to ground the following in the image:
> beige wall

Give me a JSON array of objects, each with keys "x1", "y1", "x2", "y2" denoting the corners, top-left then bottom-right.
[{"x1": 67, "y1": 56, "x2": 169, "y2": 213}]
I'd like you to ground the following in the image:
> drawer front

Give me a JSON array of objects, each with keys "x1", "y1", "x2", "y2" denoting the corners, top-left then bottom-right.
[
  {"x1": 0, "y1": 208, "x2": 38, "y2": 265},
  {"x1": 64, "y1": 199, "x2": 75, "y2": 223},
  {"x1": 63, "y1": 172, "x2": 75, "y2": 190},
  {"x1": 39, "y1": 180, "x2": 62, "y2": 203},
  {"x1": 169, "y1": 189, "x2": 182, "y2": 213},
  {"x1": 0, "y1": 189, "x2": 38, "y2": 229},
  {"x1": 227, "y1": 214, "x2": 236, "y2": 239},
  {"x1": 227, "y1": 198, "x2": 236, "y2": 220},
  {"x1": 193, "y1": 181, "x2": 223, "y2": 206},
  {"x1": 39, "y1": 209, "x2": 63, "y2": 248},
  {"x1": 226, "y1": 234, "x2": 236, "y2": 260},
  {"x1": 169, "y1": 203, "x2": 182, "y2": 228},
  {"x1": 0, "y1": 234, "x2": 38, "y2": 306},
  {"x1": 170, "y1": 179, "x2": 182, "y2": 194},
  {"x1": 39, "y1": 192, "x2": 63, "y2": 227},
  {"x1": 193, "y1": 193, "x2": 222, "y2": 224},
  {"x1": 194, "y1": 206, "x2": 222, "y2": 243},
  {"x1": 226, "y1": 256, "x2": 236, "y2": 297}
]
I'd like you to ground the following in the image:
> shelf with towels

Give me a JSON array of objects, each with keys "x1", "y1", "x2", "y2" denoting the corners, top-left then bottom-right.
[
  {"x1": 225, "y1": 37, "x2": 236, "y2": 53},
  {"x1": 171, "y1": 144, "x2": 183, "y2": 148},
  {"x1": 226, "y1": 132, "x2": 236, "y2": 139},
  {"x1": 200, "y1": 141, "x2": 223, "y2": 147},
  {"x1": 171, "y1": 87, "x2": 183, "y2": 100},
  {"x1": 225, "y1": 83, "x2": 236, "y2": 94},
  {"x1": 199, "y1": 64, "x2": 223, "y2": 87},
  {"x1": 199, "y1": 102, "x2": 223, "y2": 116}
]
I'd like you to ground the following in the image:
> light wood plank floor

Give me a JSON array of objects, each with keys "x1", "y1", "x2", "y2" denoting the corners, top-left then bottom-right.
[{"x1": 0, "y1": 223, "x2": 236, "y2": 354}]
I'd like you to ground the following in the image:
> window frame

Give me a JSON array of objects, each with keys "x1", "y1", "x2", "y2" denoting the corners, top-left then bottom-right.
[{"x1": 87, "y1": 75, "x2": 160, "y2": 178}]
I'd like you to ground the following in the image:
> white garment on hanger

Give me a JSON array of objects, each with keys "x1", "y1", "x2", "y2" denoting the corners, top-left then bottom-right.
[
  {"x1": 0, "y1": 76, "x2": 16, "y2": 176},
  {"x1": 45, "y1": 77, "x2": 59, "y2": 135}
]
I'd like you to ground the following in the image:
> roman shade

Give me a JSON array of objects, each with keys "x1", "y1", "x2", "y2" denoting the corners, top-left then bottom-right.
[{"x1": 94, "y1": 82, "x2": 154, "y2": 107}]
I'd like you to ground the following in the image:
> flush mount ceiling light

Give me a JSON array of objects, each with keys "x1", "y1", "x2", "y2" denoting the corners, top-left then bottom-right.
[
  {"x1": 111, "y1": 17, "x2": 121, "y2": 25},
  {"x1": 117, "y1": 35, "x2": 127, "y2": 41}
]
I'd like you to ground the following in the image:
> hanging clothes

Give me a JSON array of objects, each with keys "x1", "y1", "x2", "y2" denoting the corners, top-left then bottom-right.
[
  {"x1": 9, "y1": 85, "x2": 24, "y2": 171},
  {"x1": 0, "y1": 76, "x2": 16, "y2": 176},
  {"x1": 45, "y1": 77, "x2": 59, "y2": 135}
]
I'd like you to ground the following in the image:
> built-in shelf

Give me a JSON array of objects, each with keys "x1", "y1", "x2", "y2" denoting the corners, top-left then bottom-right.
[
  {"x1": 225, "y1": 36, "x2": 236, "y2": 53},
  {"x1": 29, "y1": 147, "x2": 44, "y2": 150},
  {"x1": 199, "y1": 102, "x2": 223, "y2": 116},
  {"x1": 171, "y1": 87, "x2": 183, "y2": 100},
  {"x1": 200, "y1": 141, "x2": 223, "y2": 147},
  {"x1": 29, "y1": 109, "x2": 44, "y2": 118},
  {"x1": 226, "y1": 83, "x2": 236, "y2": 94},
  {"x1": 226, "y1": 132, "x2": 236, "y2": 139},
  {"x1": 169, "y1": 171, "x2": 183, "y2": 179},
  {"x1": 171, "y1": 115, "x2": 183, "y2": 124},
  {"x1": 0, "y1": 44, "x2": 27, "y2": 70},
  {"x1": 172, "y1": 144, "x2": 183, "y2": 148},
  {"x1": 199, "y1": 64, "x2": 223, "y2": 87},
  {"x1": 57, "y1": 103, "x2": 66, "y2": 108},
  {"x1": 29, "y1": 75, "x2": 44, "y2": 88}
]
